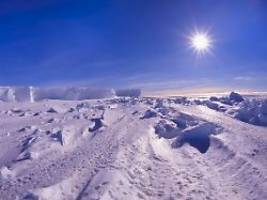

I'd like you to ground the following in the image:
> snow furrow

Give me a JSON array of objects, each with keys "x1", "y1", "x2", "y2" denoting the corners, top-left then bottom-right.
[{"x1": 0, "y1": 96, "x2": 266, "y2": 200}]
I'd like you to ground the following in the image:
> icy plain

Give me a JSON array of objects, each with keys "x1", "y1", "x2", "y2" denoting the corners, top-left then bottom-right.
[{"x1": 0, "y1": 92, "x2": 266, "y2": 200}]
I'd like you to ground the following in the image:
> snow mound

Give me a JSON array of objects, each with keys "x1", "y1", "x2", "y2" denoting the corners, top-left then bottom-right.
[
  {"x1": 229, "y1": 91, "x2": 244, "y2": 103},
  {"x1": 205, "y1": 100, "x2": 219, "y2": 111}
]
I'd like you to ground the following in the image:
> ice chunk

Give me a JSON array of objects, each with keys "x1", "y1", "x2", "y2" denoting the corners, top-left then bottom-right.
[
  {"x1": 154, "y1": 120, "x2": 180, "y2": 139},
  {"x1": 140, "y1": 109, "x2": 158, "y2": 119},
  {"x1": 219, "y1": 97, "x2": 232, "y2": 105},
  {"x1": 209, "y1": 96, "x2": 219, "y2": 101},
  {"x1": 172, "y1": 122, "x2": 218, "y2": 153},
  {"x1": 205, "y1": 100, "x2": 219, "y2": 111},
  {"x1": 229, "y1": 92, "x2": 244, "y2": 103}
]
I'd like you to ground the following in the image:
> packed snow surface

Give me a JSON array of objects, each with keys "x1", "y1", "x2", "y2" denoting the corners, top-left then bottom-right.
[{"x1": 0, "y1": 93, "x2": 266, "y2": 200}]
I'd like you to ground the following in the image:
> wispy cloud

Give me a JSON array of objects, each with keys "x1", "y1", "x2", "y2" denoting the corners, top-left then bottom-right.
[
  {"x1": 127, "y1": 79, "x2": 198, "y2": 90},
  {"x1": 234, "y1": 76, "x2": 254, "y2": 81}
]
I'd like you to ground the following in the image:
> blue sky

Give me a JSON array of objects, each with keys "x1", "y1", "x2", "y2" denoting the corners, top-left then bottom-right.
[{"x1": 0, "y1": 0, "x2": 267, "y2": 93}]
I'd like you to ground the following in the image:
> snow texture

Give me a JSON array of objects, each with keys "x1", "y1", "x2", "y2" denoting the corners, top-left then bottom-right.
[{"x1": 0, "y1": 92, "x2": 266, "y2": 200}]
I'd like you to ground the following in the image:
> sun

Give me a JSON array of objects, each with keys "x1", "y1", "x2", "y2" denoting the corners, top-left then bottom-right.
[
  {"x1": 191, "y1": 34, "x2": 210, "y2": 50},
  {"x1": 189, "y1": 32, "x2": 212, "y2": 54}
]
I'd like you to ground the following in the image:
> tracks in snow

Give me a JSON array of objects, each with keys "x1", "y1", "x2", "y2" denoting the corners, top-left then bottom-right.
[{"x1": 0, "y1": 99, "x2": 266, "y2": 200}]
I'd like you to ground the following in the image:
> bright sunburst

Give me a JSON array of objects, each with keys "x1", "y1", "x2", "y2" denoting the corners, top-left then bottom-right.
[{"x1": 189, "y1": 31, "x2": 212, "y2": 54}]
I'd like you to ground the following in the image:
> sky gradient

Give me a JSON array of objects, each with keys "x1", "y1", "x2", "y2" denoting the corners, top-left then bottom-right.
[{"x1": 0, "y1": 0, "x2": 267, "y2": 93}]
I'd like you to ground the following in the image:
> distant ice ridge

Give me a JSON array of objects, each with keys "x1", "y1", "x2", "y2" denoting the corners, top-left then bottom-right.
[
  {"x1": 115, "y1": 88, "x2": 141, "y2": 97},
  {"x1": 0, "y1": 87, "x2": 141, "y2": 102},
  {"x1": 32, "y1": 87, "x2": 116, "y2": 101},
  {"x1": 0, "y1": 87, "x2": 31, "y2": 102}
]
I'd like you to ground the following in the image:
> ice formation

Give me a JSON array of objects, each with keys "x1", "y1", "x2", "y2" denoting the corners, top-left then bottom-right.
[{"x1": 0, "y1": 87, "x2": 141, "y2": 102}]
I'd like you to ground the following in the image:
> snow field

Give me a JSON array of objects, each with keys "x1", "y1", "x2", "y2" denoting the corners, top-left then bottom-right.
[{"x1": 0, "y1": 94, "x2": 266, "y2": 199}]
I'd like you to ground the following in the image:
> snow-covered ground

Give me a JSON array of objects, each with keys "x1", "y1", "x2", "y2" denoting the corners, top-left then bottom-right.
[{"x1": 0, "y1": 92, "x2": 266, "y2": 200}]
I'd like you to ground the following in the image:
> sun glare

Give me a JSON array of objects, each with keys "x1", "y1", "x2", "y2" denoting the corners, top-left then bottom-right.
[{"x1": 189, "y1": 32, "x2": 212, "y2": 54}]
